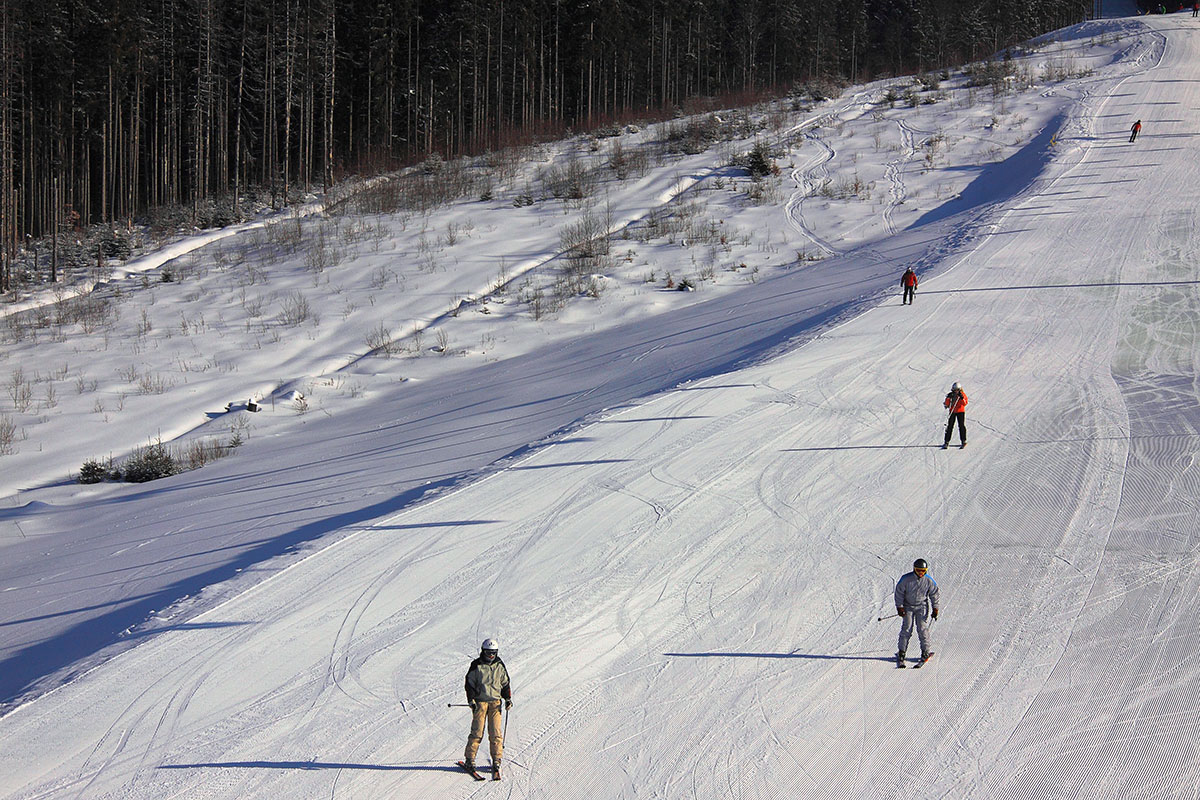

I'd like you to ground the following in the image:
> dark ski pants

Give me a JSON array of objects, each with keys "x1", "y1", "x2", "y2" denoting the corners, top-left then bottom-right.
[
  {"x1": 903, "y1": 286, "x2": 916, "y2": 304},
  {"x1": 465, "y1": 701, "x2": 504, "y2": 764},
  {"x1": 899, "y1": 607, "x2": 933, "y2": 655},
  {"x1": 1130, "y1": 130, "x2": 1139, "y2": 143},
  {"x1": 944, "y1": 412, "x2": 966, "y2": 445}
]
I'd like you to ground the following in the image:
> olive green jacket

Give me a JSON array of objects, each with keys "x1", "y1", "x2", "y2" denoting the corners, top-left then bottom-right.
[{"x1": 464, "y1": 657, "x2": 511, "y2": 703}]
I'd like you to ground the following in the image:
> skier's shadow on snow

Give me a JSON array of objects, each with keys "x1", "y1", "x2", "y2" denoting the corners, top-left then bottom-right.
[
  {"x1": 665, "y1": 651, "x2": 892, "y2": 663},
  {"x1": 923, "y1": 278, "x2": 1200, "y2": 295},
  {"x1": 783, "y1": 445, "x2": 944, "y2": 452},
  {"x1": 159, "y1": 761, "x2": 459, "y2": 772}
]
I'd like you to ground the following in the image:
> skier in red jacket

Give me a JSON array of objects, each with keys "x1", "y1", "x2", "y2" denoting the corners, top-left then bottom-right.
[
  {"x1": 1130, "y1": 119, "x2": 1142, "y2": 143},
  {"x1": 900, "y1": 268, "x2": 918, "y2": 305},
  {"x1": 942, "y1": 382, "x2": 967, "y2": 449}
]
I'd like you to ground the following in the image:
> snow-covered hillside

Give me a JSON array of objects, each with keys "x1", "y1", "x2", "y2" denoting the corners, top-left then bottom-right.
[{"x1": 5, "y1": 5, "x2": 1200, "y2": 798}]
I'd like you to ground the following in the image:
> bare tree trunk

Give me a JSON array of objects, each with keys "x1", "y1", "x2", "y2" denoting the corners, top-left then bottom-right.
[
  {"x1": 233, "y1": 0, "x2": 248, "y2": 217},
  {"x1": 0, "y1": 0, "x2": 12, "y2": 293},
  {"x1": 322, "y1": 1, "x2": 335, "y2": 190},
  {"x1": 283, "y1": 0, "x2": 296, "y2": 203}
]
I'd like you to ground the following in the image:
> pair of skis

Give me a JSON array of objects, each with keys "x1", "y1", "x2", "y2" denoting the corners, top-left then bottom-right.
[
  {"x1": 457, "y1": 760, "x2": 500, "y2": 782},
  {"x1": 896, "y1": 652, "x2": 933, "y2": 669}
]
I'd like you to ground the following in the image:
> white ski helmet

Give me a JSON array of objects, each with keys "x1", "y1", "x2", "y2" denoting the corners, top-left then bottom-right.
[
  {"x1": 481, "y1": 638, "x2": 499, "y2": 653},
  {"x1": 951, "y1": 382, "x2": 961, "y2": 392}
]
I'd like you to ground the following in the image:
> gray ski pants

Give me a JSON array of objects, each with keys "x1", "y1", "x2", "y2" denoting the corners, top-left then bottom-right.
[{"x1": 898, "y1": 607, "x2": 932, "y2": 655}]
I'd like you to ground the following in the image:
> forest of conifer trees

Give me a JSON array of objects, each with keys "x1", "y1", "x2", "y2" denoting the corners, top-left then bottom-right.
[{"x1": 0, "y1": 0, "x2": 1089, "y2": 290}]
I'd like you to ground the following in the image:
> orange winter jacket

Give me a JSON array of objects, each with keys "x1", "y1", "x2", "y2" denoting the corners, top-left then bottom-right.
[
  {"x1": 944, "y1": 390, "x2": 968, "y2": 414},
  {"x1": 902, "y1": 269, "x2": 918, "y2": 288}
]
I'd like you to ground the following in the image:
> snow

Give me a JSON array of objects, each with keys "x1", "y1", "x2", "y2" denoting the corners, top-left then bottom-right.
[{"x1": 4, "y1": 5, "x2": 1200, "y2": 798}]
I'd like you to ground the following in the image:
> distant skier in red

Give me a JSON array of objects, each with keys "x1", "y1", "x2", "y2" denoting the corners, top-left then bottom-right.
[
  {"x1": 942, "y1": 382, "x2": 967, "y2": 449},
  {"x1": 900, "y1": 267, "x2": 918, "y2": 305},
  {"x1": 1130, "y1": 119, "x2": 1142, "y2": 143}
]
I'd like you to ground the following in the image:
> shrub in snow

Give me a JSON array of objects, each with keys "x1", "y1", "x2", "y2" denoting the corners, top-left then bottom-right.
[
  {"x1": 0, "y1": 414, "x2": 18, "y2": 455},
  {"x1": 422, "y1": 152, "x2": 445, "y2": 175},
  {"x1": 100, "y1": 230, "x2": 134, "y2": 260},
  {"x1": 122, "y1": 440, "x2": 178, "y2": 483},
  {"x1": 78, "y1": 458, "x2": 112, "y2": 484},
  {"x1": 182, "y1": 438, "x2": 227, "y2": 470},
  {"x1": 916, "y1": 73, "x2": 942, "y2": 91},
  {"x1": 795, "y1": 77, "x2": 844, "y2": 103},
  {"x1": 540, "y1": 154, "x2": 596, "y2": 201},
  {"x1": 746, "y1": 141, "x2": 775, "y2": 179}
]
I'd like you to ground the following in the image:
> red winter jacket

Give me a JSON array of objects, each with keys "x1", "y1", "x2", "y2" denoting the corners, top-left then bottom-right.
[
  {"x1": 901, "y1": 270, "x2": 918, "y2": 288},
  {"x1": 944, "y1": 390, "x2": 968, "y2": 414}
]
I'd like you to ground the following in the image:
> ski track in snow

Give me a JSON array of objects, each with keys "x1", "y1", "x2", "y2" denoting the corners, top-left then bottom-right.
[{"x1": 786, "y1": 131, "x2": 842, "y2": 257}]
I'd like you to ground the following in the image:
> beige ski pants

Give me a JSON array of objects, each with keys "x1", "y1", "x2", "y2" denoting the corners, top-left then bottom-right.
[{"x1": 464, "y1": 701, "x2": 503, "y2": 763}]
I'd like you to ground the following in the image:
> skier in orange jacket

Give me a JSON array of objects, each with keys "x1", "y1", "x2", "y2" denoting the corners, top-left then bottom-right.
[
  {"x1": 942, "y1": 382, "x2": 967, "y2": 449},
  {"x1": 1130, "y1": 120, "x2": 1142, "y2": 143}
]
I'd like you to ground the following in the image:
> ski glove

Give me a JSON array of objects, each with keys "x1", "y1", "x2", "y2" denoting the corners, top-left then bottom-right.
[
  {"x1": 505, "y1": 700, "x2": 513, "y2": 711},
  {"x1": 897, "y1": 607, "x2": 905, "y2": 617},
  {"x1": 931, "y1": 608, "x2": 939, "y2": 620}
]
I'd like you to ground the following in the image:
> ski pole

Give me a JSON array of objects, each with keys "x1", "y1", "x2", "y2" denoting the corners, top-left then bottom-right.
[
  {"x1": 876, "y1": 612, "x2": 900, "y2": 621},
  {"x1": 447, "y1": 703, "x2": 472, "y2": 707}
]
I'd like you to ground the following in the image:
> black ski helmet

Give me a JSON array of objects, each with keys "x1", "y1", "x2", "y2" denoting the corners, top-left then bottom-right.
[{"x1": 913, "y1": 558, "x2": 928, "y2": 570}]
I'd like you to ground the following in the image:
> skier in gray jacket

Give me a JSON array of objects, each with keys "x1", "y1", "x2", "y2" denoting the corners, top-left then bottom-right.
[{"x1": 895, "y1": 558, "x2": 940, "y2": 666}]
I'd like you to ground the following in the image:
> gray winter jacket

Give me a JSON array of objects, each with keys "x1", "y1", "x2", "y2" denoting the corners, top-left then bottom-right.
[
  {"x1": 895, "y1": 571, "x2": 940, "y2": 612},
  {"x1": 465, "y1": 657, "x2": 511, "y2": 704}
]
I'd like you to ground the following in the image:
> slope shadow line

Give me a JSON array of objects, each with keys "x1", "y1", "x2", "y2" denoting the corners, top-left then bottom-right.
[
  {"x1": 510, "y1": 459, "x2": 633, "y2": 470},
  {"x1": 0, "y1": 478, "x2": 465, "y2": 710},
  {"x1": 597, "y1": 416, "x2": 712, "y2": 423},
  {"x1": 351, "y1": 520, "x2": 501, "y2": 531},
  {"x1": 121, "y1": 621, "x2": 254, "y2": 641}
]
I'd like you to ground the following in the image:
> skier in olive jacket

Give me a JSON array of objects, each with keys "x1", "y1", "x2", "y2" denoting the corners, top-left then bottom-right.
[
  {"x1": 895, "y1": 559, "x2": 940, "y2": 666},
  {"x1": 463, "y1": 638, "x2": 512, "y2": 779}
]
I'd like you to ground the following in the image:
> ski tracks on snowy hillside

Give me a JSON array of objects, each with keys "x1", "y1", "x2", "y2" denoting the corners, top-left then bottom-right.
[{"x1": 786, "y1": 132, "x2": 841, "y2": 257}]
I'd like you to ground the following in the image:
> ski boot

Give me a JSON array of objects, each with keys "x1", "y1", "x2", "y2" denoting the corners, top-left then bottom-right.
[
  {"x1": 940, "y1": 442, "x2": 949, "y2": 450},
  {"x1": 492, "y1": 760, "x2": 502, "y2": 781},
  {"x1": 896, "y1": 650, "x2": 907, "y2": 668}
]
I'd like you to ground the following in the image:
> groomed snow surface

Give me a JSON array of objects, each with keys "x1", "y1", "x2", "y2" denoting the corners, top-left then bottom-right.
[{"x1": 4, "y1": 6, "x2": 1200, "y2": 799}]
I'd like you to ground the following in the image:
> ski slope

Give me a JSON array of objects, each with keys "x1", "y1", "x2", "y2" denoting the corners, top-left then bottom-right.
[{"x1": 5, "y1": 8, "x2": 1200, "y2": 799}]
